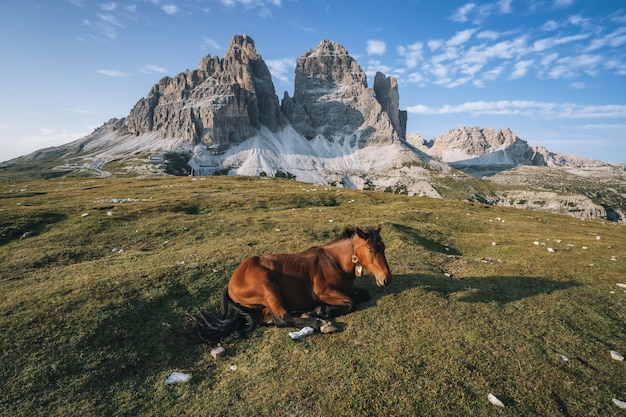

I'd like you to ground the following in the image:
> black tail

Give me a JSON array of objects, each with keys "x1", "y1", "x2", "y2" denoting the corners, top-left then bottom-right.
[{"x1": 184, "y1": 286, "x2": 262, "y2": 344}]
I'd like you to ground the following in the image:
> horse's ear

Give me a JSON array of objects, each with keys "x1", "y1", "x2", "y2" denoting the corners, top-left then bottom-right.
[
  {"x1": 356, "y1": 227, "x2": 367, "y2": 239},
  {"x1": 375, "y1": 224, "x2": 382, "y2": 234}
]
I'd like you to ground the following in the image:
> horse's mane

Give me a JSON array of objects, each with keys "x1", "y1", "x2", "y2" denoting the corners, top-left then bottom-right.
[{"x1": 331, "y1": 227, "x2": 356, "y2": 243}]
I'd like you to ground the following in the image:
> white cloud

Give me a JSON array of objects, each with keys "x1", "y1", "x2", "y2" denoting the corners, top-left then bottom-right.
[
  {"x1": 448, "y1": 29, "x2": 477, "y2": 47},
  {"x1": 406, "y1": 100, "x2": 626, "y2": 119},
  {"x1": 96, "y1": 69, "x2": 130, "y2": 77},
  {"x1": 555, "y1": 0, "x2": 574, "y2": 7},
  {"x1": 533, "y1": 33, "x2": 590, "y2": 52},
  {"x1": 100, "y1": 2, "x2": 117, "y2": 11},
  {"x1": 510, "y1": 59, "x2": 534, "y2": 79},
  {"x1": 365, "y1": 60, "x2": 393, "y2": 77},
  {"x1": 397, "y1": 42, "x2": 423, "y2": 68},
  {"x1": 97, "y1": 12, "x2": 124, "y2": 27},
  {"x1": 427, "y1": 39, "x2": 443, "y2": 51},
  {"x1": 162, "y1": 5, "x2": 178, "y2": 14},
  {"x1": 366, "y1": 40, "x2": 386, "y2": 56},
  {"x1": 66, "y1": 108, "x2": 95, "y2": 115},
  {"x1": 265, "y1": 57, "x2": 294, "y2": 84},
  {"x1": 201, "y1": 37, "x2": 222, "y2": 51},
  {"x1": 542, "y1": 20, "x2": 560, "y2": 31},
  {"x1": 141, "y1": 64, "x2": 168, "y2": 74},
  {"x1": 451, "y1": 3, "x2": 476, "y2": 23}
]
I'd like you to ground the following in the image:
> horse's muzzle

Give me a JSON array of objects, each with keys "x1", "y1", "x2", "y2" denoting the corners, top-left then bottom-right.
[{"x1": 375, "y1": 275, "x2": 391, "y2": 287}]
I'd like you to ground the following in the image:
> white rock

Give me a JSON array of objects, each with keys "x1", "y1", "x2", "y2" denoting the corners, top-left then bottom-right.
[
  {"x1": 547, "y1": 248, "x2": 555, "y2": 252},
  {"x1": 613, "y1": 398, "x2": 626, "y2": 409},
  {"x1": 610, "y1": 350, "x2": 624, "y2": 361},
  {"x1": 289, "y1": 326, "x2": 315, "y2": 340},
  {"x1": 488, "y1": 393, "x2": 505, "y2": 407},
  {"x1": 81, "y1": 212, "x2": 90, "y2": 217},
  {"x1": 616, "y1": 283, "x2": 626, "y2": 289},
  {"x1": 559, "y1": 354, "x2": 570, "y2": 362},
  {"x1": 533, "y1": 241, "x2": 540, "y2": 245},
  {"x1": 211, "y1": 346, "x2": 226, "y2": 358},
  {"x1": 107, "y1": 211, "x2": 114, "y2": 216},
  {"x1": 165, "y1": 372, "x2": 191, "y2": 384},
  {"x1": 229, "y1": 364, "x2": 238, "y2": 371}
]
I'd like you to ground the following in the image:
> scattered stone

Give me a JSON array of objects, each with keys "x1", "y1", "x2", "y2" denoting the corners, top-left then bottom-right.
[
  {"x1": 492, "y1": 242, "x2": 497, "y2": 246},
  {"x1": 617, "y1": 283, "x2": 626, "y2": 289},
  {"x1": 547, "y1": 248, "x2": 555, "y2": 252},
  {"x1": 289, "y1": 326, "x2": 315, "y2": 340},
  {"x1": 229, "y1": 364, "x2": 238, "y2": 371},
  {"x1": 81, "y1": 212, "x2": 90, "y2": 217},
  {"x1": 559, "y1": 354, "x2": 570, "y2": 362},
  {"x1": 596, "y1": 236, "x2": 601, "y2": 240},
  {"x1": 488, "y1": 393, "x2": 505, "y2": 408},
  {"x1": 21, "y1": 231, "x2": 33, "y2": 239},
  {"x1": 165, "y1": 372, "x2": 191, "y2": 384},
  {"x1": 107, "y1": 211, "x2": 114, "y2": 216},
  {"x1": 613, "y1": 398, "x2": 626, "y2": 409},
  {"x1": 211, "y1": 346, "x2": 226, "y2": 358},
  {"x1": 610, "y1": 350, "x2": 624, "y2": 361}
]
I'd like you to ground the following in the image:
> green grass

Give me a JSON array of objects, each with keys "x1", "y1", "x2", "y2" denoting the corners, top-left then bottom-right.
[{"x1": 1, "y1": 176, "x2": 625, "y2": 416}]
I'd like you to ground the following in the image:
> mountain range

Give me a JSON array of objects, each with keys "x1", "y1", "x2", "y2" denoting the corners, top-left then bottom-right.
[{"x1": 1, "y1": 34, "x2": 624, "y2": 223}]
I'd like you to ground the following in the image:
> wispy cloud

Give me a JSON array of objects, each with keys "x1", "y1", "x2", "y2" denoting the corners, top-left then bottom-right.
[
  {"x1": 397, "y1": 42, "x2": 423, "y2": 68},
  {"x1": 366, "y1": 40, "x2": 386, "y2": 56},
  {"x1": 200, "y1": 37, "x2": 222, "y2": 51},
  {"x1": 451, "y1": 0, "x2": 513, "y2": 24},
  {"x1": 407, "y1": 100, "x2": 626, "y2": 119},
  {"x1": 100, "y1": 2, "x2": 117, "y2": 12},
  {"x1": 96, "y1": 69, "x2": 130, "y2": 77},
  {"x1": 265, "y1": 57, "x2": 295, "y2": 84},
  {"x1": 510, "y1": 59, "x2": 534, "y2": 79},
  {"x1": 219, "y1": 0, "x2": 281, "y2": 17},
  {"x1": 97, "y1": 12, "x2": 124, "y2": 28},
  {"x1": 66, "y1": 108, "x2": 95, "y2": 115},
  {"x1": 141, "y1": 64, "x2": 168, "y2": 74},
  {"x1": 162, "y1": 5, "x2": 178, "y2": 15},
  {"x1": 394, "y1": 6, "x2": 626, "y2": 89}
]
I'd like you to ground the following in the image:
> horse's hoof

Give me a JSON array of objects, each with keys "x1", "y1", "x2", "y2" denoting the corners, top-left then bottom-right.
[{"x1": 320, "y1": 322, "x2": 338, "y2": 334}]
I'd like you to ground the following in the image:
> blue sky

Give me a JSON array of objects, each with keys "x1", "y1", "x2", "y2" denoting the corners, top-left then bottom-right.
[{"x1": 1, "y1": 0, "x2": 625, "y2": 163}]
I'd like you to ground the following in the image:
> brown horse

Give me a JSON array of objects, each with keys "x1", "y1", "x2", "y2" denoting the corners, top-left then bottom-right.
[{"x1": 187, "y1": 225, "x2": 392, "y2": 343}]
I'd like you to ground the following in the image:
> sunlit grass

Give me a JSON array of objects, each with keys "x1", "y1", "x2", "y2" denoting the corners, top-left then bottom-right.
[{"x1": 1, "y1": 176, "x2": 624, "y2": 416}]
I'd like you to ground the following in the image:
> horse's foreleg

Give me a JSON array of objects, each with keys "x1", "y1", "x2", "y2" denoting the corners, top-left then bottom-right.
[
  {"x1": 313, "y1": 288, "x2": 355, "y2": 318},
  {"x1": 261, "y1": 281, "x2": 326, "y2": 331}
]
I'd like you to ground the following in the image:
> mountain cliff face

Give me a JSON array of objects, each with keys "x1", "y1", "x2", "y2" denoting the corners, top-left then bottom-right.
[
  {"x1": 415, "y1": 127, "x2": 544, "y2": 167},
  {"x1": 281, "y1": 40, "x2": 406, "y2": 144},
  {"x1": 126, "y1": 34, "x2": 283, "y2": 153},
  {"x1": 2, "y1": 34, "x2": 624, "y2": 222}
]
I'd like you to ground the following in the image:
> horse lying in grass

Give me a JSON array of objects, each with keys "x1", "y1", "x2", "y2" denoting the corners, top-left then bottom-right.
[{"x1": 187, "y1": 225, "x2": 392, "y2": 343}]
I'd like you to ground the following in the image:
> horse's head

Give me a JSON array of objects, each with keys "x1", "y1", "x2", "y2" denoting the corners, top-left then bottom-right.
[{"x1": 353, "y1": 225, "x2": 392, "y2": 287}]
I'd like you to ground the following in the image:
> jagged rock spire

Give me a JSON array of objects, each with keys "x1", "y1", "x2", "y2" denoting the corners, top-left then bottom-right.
[
  {"x1": 282, "y1": 39, "x2": 406, "y2": 143},
  {"x1": 126, "y1": 34, "x2": 282, "y2": 152}
]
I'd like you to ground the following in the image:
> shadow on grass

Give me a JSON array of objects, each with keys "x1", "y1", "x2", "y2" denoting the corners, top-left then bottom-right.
[
  {"x1": 364, "y1": 273, "x2": 581, "y2": 306},
  {"x1": 388, "y1": 222, "x2": 461, "y2": 255}
]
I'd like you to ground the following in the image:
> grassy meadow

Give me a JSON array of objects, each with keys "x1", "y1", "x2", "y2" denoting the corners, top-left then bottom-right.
[{"x1": 1, "y1": 175, "x2": 625, "y2": 416}]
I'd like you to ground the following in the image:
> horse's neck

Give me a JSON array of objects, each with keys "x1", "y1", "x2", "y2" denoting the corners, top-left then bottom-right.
[{"x1": 323, "y1": 238, "x2": 354, "y2": 273}]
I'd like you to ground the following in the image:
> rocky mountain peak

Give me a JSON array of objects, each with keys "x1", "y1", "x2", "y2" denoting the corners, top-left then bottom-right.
[
  {"x1": 282, "y1": 39, "x2": 405, "y2": 143},
  {"x1": 126, "y1": 34, "x2": 282, "y2": 153}
]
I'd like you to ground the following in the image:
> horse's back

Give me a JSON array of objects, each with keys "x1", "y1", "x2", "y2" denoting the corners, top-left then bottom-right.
[{"x1": 228, "y1": 252, "x2": 317, "y2": 312}]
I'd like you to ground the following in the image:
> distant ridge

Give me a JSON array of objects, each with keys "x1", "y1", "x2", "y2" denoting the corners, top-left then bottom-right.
[{"x1": 1, "y1": 35, "x2": 624, "y2": 223}]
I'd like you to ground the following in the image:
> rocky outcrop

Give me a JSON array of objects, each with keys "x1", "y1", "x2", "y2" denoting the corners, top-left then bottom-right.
[
  {"x1": 127, "y1": 34, "x2": 282, "y2": 153},
  {"x1": 420, "y1": 127, "x2": 544, "y2": 167},
  {"x1": 281, "y1": 40, "x2": 406, "y2": 144}
]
